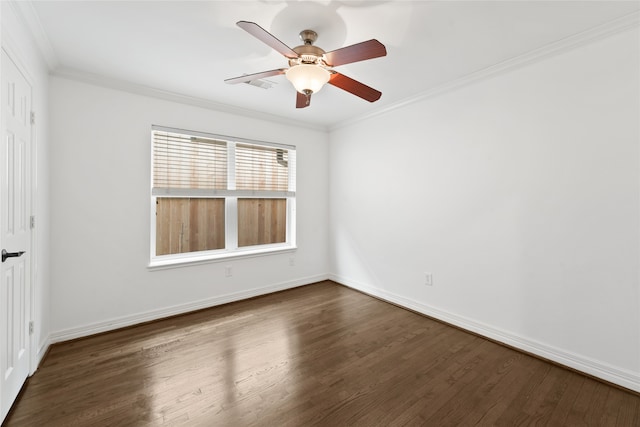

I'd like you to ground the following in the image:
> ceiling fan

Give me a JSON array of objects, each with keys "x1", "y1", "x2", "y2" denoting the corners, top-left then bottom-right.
[{"x1": 225, "y1": 21, "x2": 387, "y2": 108}]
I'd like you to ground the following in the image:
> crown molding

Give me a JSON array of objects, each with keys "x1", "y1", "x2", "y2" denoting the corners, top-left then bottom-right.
[
  {"x1": 10, "y1": 0, "x2": 59, "y2": 70},
  {"x1": 52, "y1": 67, "x2": 330, "y2": 132},
  {"x1": 330, "y1": 10, "x2": 640, "y2": 132},
  {"x1": 15, "y1": 1, "x2": 638, "y2": 133},
  {"x1": 14, "y1": 3, "x2": 327, "y2": 132}
]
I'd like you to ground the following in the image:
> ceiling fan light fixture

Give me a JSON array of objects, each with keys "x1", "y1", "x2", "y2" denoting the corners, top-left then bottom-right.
[{"x1": 285, "y1": 64, "x2": 330, "y2": 94}]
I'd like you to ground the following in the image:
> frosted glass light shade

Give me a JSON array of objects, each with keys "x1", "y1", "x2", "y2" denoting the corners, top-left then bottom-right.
[{"x1": 285, "y1": 64, "x2": 330, "y2": 94}]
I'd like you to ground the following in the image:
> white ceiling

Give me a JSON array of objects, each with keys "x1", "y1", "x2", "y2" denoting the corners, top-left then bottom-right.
[{"x1": 26, "y1": 1, "x2": 640, "y2": 129}]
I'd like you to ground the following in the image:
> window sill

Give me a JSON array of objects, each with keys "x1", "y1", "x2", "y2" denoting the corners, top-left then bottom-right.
[{"x1": 148, "y1": 245, "x2": 297, "y2": 271}]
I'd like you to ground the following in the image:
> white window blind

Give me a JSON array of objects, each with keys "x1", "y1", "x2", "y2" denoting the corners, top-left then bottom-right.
[
  {"x1": 236, "y1": 143, "x2": 291, "y2": 192},
  {"x1": 152, "y1": 130, "x2": 227, "y2": 195},
  {"x1": 152, "y1": 129, "x2": 295, "y2": 197}
]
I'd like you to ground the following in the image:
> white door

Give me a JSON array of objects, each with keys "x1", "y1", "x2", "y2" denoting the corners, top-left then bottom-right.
[{"x1": 0, "y1": 49, "x2": 32, "y2": 422}]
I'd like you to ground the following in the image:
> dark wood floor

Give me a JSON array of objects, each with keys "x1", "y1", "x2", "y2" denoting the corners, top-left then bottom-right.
[{"x1": 4, "y1": 281, "x2": 639, "y2": 426}]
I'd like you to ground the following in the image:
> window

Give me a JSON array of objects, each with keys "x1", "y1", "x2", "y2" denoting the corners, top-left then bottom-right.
[{"x1": 150, "y1": 126, "x2": 296, "y2": 267}]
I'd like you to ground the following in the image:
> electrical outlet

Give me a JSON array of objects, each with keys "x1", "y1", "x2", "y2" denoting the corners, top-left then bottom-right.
[
  {"x1": 225, "y1": 266, "x2": 232, "y2": 277},
  {"x1": 425, "y1": 272, "x2": 433, "y2": 286},
  {"x1": 289, "y1": 256, "x2": 295, "y2": 267}
]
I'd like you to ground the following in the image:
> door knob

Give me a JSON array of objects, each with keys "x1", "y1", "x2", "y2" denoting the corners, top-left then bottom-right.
[{"x1": 2, "y1": 249, "x2": 25, "y2": 263}]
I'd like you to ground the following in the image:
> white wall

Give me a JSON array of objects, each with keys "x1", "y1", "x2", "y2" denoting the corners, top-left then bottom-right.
[
  {"x1": 2, "y1": 2, "x2": 51, "y2": 366},
  {"x1": 49, "y1": 77, "x2": 329, "y2": 338},
  {"x1": 329, "y1": 27, "x2": 640, "y2": 391}
]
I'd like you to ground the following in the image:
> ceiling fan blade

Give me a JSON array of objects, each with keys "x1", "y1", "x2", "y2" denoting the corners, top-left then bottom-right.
[
  {"x1": 296, "y1": 91, "x2": 310, "y2": 108},
  {"x1": 237, "y1": 21, "x2": 299, "y2": 59},
  {"x1": 224, "y1": 68, "x2": 287, "y2": 84},
  {"x1": 328, "y1": 72, "x2": 382, "y2": 102},
  {"x1": 323, "y1": 39, "x2": 386, "y2": 67}
]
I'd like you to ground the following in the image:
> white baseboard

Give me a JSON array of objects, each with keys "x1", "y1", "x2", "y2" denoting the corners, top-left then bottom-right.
[
  {"x1": 49, "y1": 274, "x2": 329, "y2": 344},
  {"x1": 28, "y1": 334, "x2": 52, "y2": 376},
  {"x1": 44, "y1": 273, "x2": 640, "y2": 393},
  {"x1": 330, "y1": 274, "x2": 640, "y2": 394},
  {"x1": 36, "y1": 336, "x2": 51, "y2": 368}
]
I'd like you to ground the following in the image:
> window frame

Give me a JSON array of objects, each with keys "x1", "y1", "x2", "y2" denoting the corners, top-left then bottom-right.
[{"x1": 149, "y1": 125, "x2": 296, "y2": 269}]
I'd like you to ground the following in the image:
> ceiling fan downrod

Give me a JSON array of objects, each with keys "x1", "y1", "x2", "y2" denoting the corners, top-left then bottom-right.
[{"x1": 299, "y1": 30, "x2": 318, "y2": 46}]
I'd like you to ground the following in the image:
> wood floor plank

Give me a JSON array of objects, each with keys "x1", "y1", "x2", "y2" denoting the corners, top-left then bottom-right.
[
  {"x1": 615, "y1": 391, "x2": 640, "y2": 426},
  {"x1": 3, "y1": 281, "x2": 639, "y2": 426},
  {"x1": 422, "y1": 348, "x2": 527, "y2": 426}
]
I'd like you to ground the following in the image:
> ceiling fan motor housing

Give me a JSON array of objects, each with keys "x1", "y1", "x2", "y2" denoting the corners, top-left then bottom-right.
[
  {"x1": 290, "y1": 45, "x2": 326, "y2": 66},
  {"x1": 287, "y1": 30, "x2": 326, "y2": 66}
]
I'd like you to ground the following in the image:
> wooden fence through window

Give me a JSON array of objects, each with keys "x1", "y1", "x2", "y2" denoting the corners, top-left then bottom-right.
[{"x1": 156, "y1": 198, "x2": 286, "y2": 255}]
